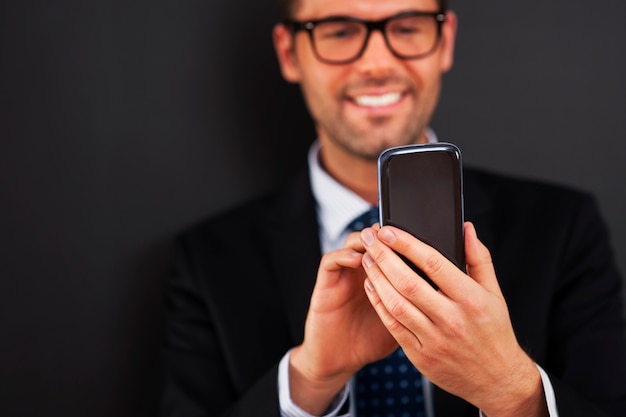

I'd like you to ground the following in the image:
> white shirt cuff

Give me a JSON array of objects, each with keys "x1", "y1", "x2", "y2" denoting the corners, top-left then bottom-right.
[
  {"x1": 278, "y1": 349, "x2": 350, "y2": 417},
  {"x1": 537, "y1": 363, "x2": 559, "y2": 417}
]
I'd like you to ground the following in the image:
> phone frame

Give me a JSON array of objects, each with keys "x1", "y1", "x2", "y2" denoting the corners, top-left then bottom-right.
[{"x1": 377, "y1": 142, "x2": 465, "y2": 275}]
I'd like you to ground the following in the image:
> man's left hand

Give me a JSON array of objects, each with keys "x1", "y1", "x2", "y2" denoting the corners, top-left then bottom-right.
[{"x1": 360, "y1": 222, "x2": 548, "y2": 417}]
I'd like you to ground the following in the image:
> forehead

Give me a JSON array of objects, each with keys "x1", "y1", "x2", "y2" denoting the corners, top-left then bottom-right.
[{"x1": 293, "y1": 0, "x2": 440, "y2": 20}]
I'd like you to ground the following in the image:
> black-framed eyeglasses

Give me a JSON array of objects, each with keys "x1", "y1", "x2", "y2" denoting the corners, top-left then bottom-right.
[{"x1": 285, "y1": 11, "x2": 446, "y2": 65}]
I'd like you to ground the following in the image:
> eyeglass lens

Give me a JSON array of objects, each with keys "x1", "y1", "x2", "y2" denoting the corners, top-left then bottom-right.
[{"x1": 312, "y1": 14, "x2": 439, "y2": 63}]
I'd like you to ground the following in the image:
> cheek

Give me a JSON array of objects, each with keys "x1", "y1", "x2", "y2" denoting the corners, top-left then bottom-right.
[
  {"x1": 299, "y1": 66, "x2": 346, "y2": 112},
  {"x1": 406, "y1": 59, "x2": 443, "y2": 98}
]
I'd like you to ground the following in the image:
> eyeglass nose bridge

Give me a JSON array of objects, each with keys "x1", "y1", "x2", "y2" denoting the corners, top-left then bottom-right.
[{"x1": 356, "y1": 19, "x2": 404, "y2": 61}]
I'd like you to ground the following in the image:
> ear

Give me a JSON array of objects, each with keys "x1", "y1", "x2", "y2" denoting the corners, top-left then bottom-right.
[
  {"x1": 273, "y1": 23, "x2": 302, "y2": 83},
  {"x1": 439, "y1": 11, "x2": 457, "y2": 73}
]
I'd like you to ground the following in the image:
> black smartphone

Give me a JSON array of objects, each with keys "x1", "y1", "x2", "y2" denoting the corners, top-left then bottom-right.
[{"x1": 378, "y1": 143, "x2": 465, "y2": 288}]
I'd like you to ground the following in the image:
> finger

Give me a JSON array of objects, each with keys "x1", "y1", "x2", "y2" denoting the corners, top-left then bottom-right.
[
  {"x1": 317, "y1": 248, "x2": 364, "y2": 287},
  {"x1": 464, "y1": 222, "x2": 503, "y2": 297},
  {"x1": 362, "y1": 260, "x2": 428, "y2": 349},
  {"x1": 344, "y1": 231, "x2": 366, "y2": 252},
  {"x1": 320, "y1": 247, "x2": 363, "y2": 271},
  {"x1": 344, "y1": 223, "x2": 378, "y2": 249},
  {"x1": 374, "y1": 226, "x2": 477, "y2": 302},
  {"x1": 361, "y1": 228, "x2": 443, "y2": 313}
]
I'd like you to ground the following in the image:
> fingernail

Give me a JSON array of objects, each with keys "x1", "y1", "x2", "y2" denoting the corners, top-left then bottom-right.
[
  {"x1": 362, "y1": 253, "x2": 374, "y2": 268},
  {"x1": 361, "y1": 229, "x2": 375, "y2": 246},
  {"x1": 364, "y1": 278, "x2": 375, "y2": 292},
  {"x1": 378, "y1": 227, "x2": 396, "y2": 244}
]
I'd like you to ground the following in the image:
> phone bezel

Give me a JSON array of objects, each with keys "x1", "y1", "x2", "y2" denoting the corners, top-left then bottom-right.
[{"x1": 377, "y1": 142, "x2": 465, "y2": 272}]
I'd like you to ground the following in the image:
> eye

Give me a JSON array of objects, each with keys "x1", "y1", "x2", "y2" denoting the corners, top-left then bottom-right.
[
  {"x1": 389, "y1": 16, "x2": 429, "y2": 37},
  {"x1": 393, "y1": 25, "x2": 420, "y2": 35},
  {"x1": 316, "y1": 22, "x2": 362, "y2": 40},
  {"x1": 325, "y1": 29, "x2": 353, "y2": 39}
]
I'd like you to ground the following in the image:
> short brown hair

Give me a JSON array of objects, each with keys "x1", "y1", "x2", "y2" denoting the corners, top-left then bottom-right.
[{"x1": 278, "y1": 0, "x2": 448, "y2": 20}]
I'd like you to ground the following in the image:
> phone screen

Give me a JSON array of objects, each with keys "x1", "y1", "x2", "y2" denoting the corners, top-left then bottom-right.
[{"x1": 378, "y1": 143, "x2": 465, "y2": 272}]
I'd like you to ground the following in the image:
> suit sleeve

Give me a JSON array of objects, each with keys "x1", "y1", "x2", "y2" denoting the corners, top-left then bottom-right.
[
  {"x1": 160, "y1": 235, "x2": 282, "y2": 417},
  {"x1": 546, "y1": 195, "x2": 626, "y2": 416}
]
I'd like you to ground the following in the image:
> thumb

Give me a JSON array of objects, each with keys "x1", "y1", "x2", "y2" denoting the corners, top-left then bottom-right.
[{"x1": 464, "y1": 222, "x2": 503, "y2": 296}]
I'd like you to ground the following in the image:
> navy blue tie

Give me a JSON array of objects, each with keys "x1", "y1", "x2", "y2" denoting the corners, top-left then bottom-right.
[
  {"x1": 346, "y1": 206, "x2": 380, "y2": 232},
  {"x1": 347, "y1": 208, "x2": 427, "y2": 417},
  {"x1": 355, "y1": 349, "x2": 426, "y2": 417}
]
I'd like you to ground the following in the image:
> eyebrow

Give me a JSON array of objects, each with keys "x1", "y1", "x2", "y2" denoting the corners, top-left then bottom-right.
[{"x1": 295, "y1": 9, "x2": 440, "y2": 22}]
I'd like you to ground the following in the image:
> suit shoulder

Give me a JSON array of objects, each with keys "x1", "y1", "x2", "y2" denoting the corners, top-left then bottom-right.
[
  {"x1": 464, "y1": 166, "x2": 593, "y2": 204},
  {"x1": 178, "y1": 190, "x2": 281, "y2": 242},
  {"x1": 176, "y1": 169, "x2": 313, "y2": 243}
]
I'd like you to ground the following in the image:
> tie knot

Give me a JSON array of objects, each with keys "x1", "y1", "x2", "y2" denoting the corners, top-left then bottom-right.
[{"x1": 347, "y1": 207, "x2": 379, "y2": 232}]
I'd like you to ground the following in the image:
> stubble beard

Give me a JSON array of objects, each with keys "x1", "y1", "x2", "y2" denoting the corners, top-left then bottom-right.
[
  {"x1": 320, "y1": 110, "x2": 426, "y2": 162},
  {"x1": 305, "y1": 72, "x2": 441, "y2": 161},
  {"x1": 320, "y1": 76, "x2": 432, "y2": 161}
]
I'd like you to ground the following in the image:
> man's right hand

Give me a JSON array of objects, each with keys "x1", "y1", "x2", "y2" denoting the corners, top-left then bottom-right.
[{"x1": 289, "y1": 231, "x2": 397, "y2": 415}]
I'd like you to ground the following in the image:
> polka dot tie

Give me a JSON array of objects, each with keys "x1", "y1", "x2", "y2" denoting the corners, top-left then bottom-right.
[
  {"x1": 347, "y1": 209, "x2": 426, "y2": 417},
  {"x1": 346, "y1": 206, "x2": 380, "y2": 232},
  {"x1": 355, "y1": 348, "x2": 425, "y2": 417}
]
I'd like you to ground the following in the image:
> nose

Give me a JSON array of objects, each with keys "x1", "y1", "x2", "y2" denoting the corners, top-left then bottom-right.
[{"x1": 354, "y1": 29, "x2": 397, "y2": 74}]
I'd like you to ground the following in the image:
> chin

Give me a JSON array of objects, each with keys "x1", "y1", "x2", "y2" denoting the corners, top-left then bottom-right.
[{"x1": 352, "y1": 141, "x2": 399, "y2": 161}]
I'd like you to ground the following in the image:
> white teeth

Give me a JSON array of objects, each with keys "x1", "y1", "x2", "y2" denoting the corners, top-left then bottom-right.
[{"x1": 354, "y1": 92, "x2": 402, "y2": 107}]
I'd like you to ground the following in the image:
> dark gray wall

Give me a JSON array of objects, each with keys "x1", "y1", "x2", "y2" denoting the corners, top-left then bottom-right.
[
  {"x1": 433, "y1": 1, "x2": 626, "y2": 283},
  {"x1": 1, "y1": 1, "x2": 624, "y2": 416}
]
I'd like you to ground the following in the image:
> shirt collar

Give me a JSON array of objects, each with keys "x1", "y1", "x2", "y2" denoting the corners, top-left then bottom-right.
[{"x1": 308, "y1": 141, "x2": 371, "y2": 249}]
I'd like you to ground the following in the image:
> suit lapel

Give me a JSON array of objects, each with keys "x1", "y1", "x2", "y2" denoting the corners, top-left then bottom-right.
[{"x1": 266, "y1": 170, "x2": 322, "y2": 344}]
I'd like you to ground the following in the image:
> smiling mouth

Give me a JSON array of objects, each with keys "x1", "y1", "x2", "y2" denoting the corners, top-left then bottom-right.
[{"x1": 353, "y1": 92, "x2": 403, "y2": 108}]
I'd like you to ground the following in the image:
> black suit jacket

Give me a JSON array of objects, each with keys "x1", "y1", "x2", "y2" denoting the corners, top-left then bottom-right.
[{"x1": 161, "y1": 167, "x2": 626, "y2": 417}]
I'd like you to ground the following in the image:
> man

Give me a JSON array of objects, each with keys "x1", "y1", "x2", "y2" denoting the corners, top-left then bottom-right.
[{"x1": 161, "y1": 0, "x2": 626, "y2": 416}]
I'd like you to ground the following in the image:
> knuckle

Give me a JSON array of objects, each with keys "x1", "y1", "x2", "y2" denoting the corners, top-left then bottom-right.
[
  {"x1": 395, "y1": 273, "x2": 420, "y2": 298},
  {"x1": 369, "y1": 294, "x2": 384, "y2": 310},
  {"x1": 477, "y1": 240, "x2": 493, "y2": 260},
  {"x1": 459, "y1": 293, "x2": 489, "y2": 317},
  {"x1": 422, "y1": 253, "x2": 445, "y2": 276},
  {"x1": 447, "y1": 319, "x2": 466, "y2": 339},
  {"x1": 461, "y1": 296, "x2": 482, "y2": 315},
  {"x1": 440, "y1": 311, "x2": 467, "y2": 340},
  {"x1": 319, "y1": 253, "x2": 335, "y2": 270},
  {"x1": 371, "y1": 246, "x2": 390, "y2": 264},
  {"x1": 432, "y1": 338, "x2": 451, "y2": 356},
  {"x1": 319, "y1": 253, "x2": 331, "y2": 269},
  {"x1": 386, "y1": 317, "x2": 404, "y2": 333},
  {"x1": 429, "y1": 331, "x2": 457, "y2": 358},
  {"x1": 389, "y1": 299, "x2": 409, "y2": 320},
  {"x1": 482, "y1": 248, "x2": 493, "y2": 263}
]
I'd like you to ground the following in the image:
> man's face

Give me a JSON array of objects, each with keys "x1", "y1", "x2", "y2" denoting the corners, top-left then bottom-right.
[{"x1": 274, "y1": 0, "x2": 457, "y2": 161}]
